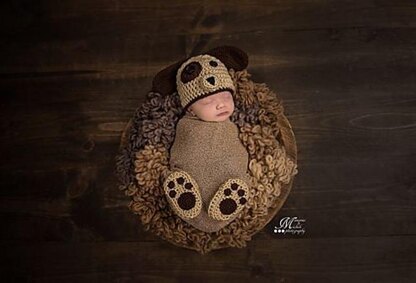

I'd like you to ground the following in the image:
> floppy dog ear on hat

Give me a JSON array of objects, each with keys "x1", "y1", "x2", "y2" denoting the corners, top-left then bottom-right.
[
  {"x1": 151, "y1": 46, "x2": 248, "y2": 96},
  {"x1": 205, "y1": 45, "x2": 248, "y2": 73}
]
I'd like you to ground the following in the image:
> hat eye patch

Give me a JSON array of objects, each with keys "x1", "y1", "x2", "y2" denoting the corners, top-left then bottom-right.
[
  {"x1": 181, "y1": 62, "x2": 202, "y2": 84},
  {"x1": 209, "y1": 60, "x2": 218, "y2": 67}
]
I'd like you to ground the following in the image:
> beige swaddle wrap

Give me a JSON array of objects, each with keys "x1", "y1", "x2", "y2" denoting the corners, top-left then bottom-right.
[{"x1": 169, "y1": 114, "x2": 250, "y2": 232}]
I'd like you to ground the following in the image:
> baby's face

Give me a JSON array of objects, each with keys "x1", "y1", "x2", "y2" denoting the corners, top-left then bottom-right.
[{"x1": 188, "y1": 90, "x2": 234, "y2": 122}]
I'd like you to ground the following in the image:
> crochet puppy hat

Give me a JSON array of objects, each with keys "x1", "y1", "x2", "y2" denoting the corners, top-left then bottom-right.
[{"x1": 152, "y1": 46, "x2": 249, "y2": 111}]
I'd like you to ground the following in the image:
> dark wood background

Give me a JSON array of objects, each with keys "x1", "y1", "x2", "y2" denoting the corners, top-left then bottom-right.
[{"x1": 1, "y1": 0, "x2": 415, "y2": 282}]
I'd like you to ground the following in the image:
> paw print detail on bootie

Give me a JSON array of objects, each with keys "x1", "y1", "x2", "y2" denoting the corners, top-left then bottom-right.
[
  {"x1": 208, "y1": 178, "x2": 249, "y2": 221},
  {"x1": 163, "y1": 171, "x2": 202, "y2": 219}
]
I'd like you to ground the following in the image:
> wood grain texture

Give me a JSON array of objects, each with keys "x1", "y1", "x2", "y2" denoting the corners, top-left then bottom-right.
[{"x1": 1, "y1": 0, "x2": 415, "y2": 282}]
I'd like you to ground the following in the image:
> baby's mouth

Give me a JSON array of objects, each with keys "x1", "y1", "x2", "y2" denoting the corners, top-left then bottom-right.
[{"x1": 217, "y1": 111, "x2": 229, "y2": 116}]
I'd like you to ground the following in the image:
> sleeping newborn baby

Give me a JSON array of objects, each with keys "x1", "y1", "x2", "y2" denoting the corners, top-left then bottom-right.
[{"x1": 163, "y1": 53, "x2": 251, "y2": 233}]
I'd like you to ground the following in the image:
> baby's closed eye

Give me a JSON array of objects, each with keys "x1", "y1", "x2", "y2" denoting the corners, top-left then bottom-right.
[{"x1": 201, "y1": 98, "x2": 214, "y2": 105}]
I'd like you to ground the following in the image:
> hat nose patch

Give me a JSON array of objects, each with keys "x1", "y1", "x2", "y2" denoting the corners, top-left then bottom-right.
[{"x1": 206, "y1": 76, "x2": 216, "y2": 86}]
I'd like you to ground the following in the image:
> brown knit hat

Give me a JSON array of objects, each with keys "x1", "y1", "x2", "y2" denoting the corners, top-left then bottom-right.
[
  {"x1": 152, "y1": 46, "x2": 249, "y2": 111},
  {"x1": 176, "y1": 54, "x2": 235, "y2": 109}
]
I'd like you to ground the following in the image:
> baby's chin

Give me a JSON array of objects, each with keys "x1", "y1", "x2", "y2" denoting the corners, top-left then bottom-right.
[
  {"x1": 215, "y1": 114, "x2": 231, "y2": 122},
  {"x1": 196, "y1": 114, "x2": 231, "y2": 122}
]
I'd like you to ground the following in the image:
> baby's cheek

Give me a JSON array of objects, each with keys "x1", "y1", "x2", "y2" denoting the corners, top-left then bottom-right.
[{"x1": 201, "y1": 106, "x2": 215, "y2": 117}]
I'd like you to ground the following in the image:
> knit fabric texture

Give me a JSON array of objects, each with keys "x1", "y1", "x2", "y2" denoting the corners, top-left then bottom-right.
[
  {"x1": 169, "y1": 114, "x2": 250, "y2": 232},
  {"x1": 176, "y1": 54, "x2": 235, "y2": 109}
]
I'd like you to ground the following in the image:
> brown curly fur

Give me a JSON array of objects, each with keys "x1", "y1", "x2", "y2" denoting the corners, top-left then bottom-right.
[{"x1": 116, "y1": 69, "x2": 297, "y2": 254}]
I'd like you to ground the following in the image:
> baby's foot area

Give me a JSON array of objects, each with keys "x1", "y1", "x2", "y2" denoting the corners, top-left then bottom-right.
[
  {"x1": 208, "y1": 179, "x2": 249, "y2": 221},
  {"x1": 163, "y1": 171, "x2": 202, "y2": 219}
]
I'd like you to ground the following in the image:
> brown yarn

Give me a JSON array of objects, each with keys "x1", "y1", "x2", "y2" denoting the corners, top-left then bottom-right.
[{"x1": 116, "y1": 69, "x2": 298, "y2": 254}]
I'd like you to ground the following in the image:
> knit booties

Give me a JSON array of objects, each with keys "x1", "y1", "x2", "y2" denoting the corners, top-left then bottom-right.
[
  {"x1": 208, "y1": 178, "x2": 249, "y2": 221},
  {"x1": 163, "y1": 170, "x2": 202, "y2": 219}
]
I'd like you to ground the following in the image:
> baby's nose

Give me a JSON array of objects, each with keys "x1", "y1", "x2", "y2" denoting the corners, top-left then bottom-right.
[{"x1": 216, "y1": 99, "x2": 226, "y2": 108}]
